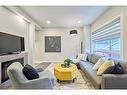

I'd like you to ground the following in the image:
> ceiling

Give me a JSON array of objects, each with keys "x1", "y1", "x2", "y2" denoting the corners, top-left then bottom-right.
[{"x1": 19, "y1": 6, "x2": 110, "y2": 28}]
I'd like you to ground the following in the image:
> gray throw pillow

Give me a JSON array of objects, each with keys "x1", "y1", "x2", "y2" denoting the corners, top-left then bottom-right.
[{"x1": 90, "y1": 54, "x2": 101, "y2": 64}]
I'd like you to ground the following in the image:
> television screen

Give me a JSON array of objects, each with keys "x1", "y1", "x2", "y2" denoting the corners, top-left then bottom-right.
[{"x1": 0, "y1": 32, "x2": 25, "y2": 55}]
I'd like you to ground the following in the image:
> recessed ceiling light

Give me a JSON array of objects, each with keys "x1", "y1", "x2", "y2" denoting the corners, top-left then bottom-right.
[
  {"x1": 46, "y1": 20, "x2": 51, "y2": 24},
  {"x1": 77, "y1": 21, "x2": 81, "y2": 24}
]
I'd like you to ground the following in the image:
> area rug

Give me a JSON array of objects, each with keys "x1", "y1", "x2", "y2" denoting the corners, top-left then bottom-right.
[
  {"x1": 36, "y1": 62, "x2": 51, "y2": 70},
  {"x1": 45, "y1": 63, "x2": 95, "y2": 89}
]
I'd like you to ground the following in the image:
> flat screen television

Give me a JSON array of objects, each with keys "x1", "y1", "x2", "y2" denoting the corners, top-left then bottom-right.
[{"x1": 0, "y1": 32, "x2": 25, "y2": 55}]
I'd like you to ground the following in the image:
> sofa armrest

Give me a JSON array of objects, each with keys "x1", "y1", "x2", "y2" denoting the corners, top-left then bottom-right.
[
  {"x1": 19, "y1": 77, "x2": 54, "y2": 89},
  {"x1": 102, "y1": 74, "x2": 127, "y2": 89}
]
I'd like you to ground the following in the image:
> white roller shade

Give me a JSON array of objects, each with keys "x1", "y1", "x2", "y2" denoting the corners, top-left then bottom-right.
[{"x1": 92, "y1": 17, "x2": 120, "y2": 41}]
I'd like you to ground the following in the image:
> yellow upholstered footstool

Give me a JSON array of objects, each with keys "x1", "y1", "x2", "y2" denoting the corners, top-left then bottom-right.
[{"x1": 54, "y1": 63, "x2": 77, "y2": 82}]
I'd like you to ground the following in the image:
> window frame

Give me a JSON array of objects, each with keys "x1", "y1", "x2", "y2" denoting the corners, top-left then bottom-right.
[{"x1": 92, "y1": 17, "x2": 121, "y2": 59}]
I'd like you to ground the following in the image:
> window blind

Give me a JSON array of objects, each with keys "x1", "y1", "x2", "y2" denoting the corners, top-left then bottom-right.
[{"x1": 92, "y1": 17, "x2": 120, "y2": 41}]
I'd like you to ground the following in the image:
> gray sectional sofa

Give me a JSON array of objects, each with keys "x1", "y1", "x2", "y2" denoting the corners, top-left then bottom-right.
[{"x1": 78, "y1": 53, "x2": 127, "y2": 89}]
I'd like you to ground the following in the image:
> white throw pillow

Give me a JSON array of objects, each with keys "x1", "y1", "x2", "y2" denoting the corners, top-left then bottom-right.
[
  {"x1": 77, "y1": 54, "x2": 87, "y2": 61},
  {"x1": 92, "y1": 58, "x2": 105, "y2": 70}
]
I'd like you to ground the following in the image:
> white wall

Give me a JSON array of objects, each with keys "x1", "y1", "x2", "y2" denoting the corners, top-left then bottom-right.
[
  {"x1": 0, "y1": 7, "x2": 29, "y2": 51},
  {"x1": 35, "y1": 28, "x2": 83, "y2": 63},
  {"x1": 91, "y1": 6, "x2": 127, "y2": 61},
  {"x1": 83, "y1": 25, "x2": 91, "y2": 53}
]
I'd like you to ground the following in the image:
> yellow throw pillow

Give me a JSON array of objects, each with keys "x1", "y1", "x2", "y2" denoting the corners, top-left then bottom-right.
[
  {"x1": 97, "y1": 60, "x2": 115, "y2": 75},
  {"x1": 92, "y1": 58, "x2": 105, "y2": 70}
]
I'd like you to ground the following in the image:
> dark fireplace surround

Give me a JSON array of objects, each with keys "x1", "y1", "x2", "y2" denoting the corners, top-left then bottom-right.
[{"x1": 1, "y1": 58, "x2": 24, "y2": 83}]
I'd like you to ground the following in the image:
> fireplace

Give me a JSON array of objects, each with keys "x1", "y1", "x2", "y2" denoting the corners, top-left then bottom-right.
[{"x1": 1, "y1": 58, "x2": 24, "y2": 83}]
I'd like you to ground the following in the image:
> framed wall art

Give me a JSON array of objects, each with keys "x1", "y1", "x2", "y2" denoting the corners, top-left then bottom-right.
[{"x1": 45, "y1": 36, "x2": 61, "y2": 52}]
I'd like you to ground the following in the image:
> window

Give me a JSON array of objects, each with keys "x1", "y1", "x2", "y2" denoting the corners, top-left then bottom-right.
[
  {"x1": 111, "y1": 37, "x2": 120, "y2": 51},
  {"x1": 92, "y1": 17, "x2": 120, "y2": 59},
  {"x1": 94, "y1": 37, "x2": 120, "y2": 59},
  {"x1": 95, "y1": 40, "x2": 110, "y2": 51}
]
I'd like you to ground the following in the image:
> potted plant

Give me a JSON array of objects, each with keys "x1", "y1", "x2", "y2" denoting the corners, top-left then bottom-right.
[{"x1": 64, "y1": 58, "x2": 73, "y2": 67}]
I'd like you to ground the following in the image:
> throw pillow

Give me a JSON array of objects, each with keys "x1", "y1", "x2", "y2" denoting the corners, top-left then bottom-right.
[
  {"x1": 22, "y1": 64, "x2": 39, "y2": 80},
  {"x1": 103, "y1": 65, "x2": 116, "y2": 74},
  {"x1": 90, "y1": 54, "x2": 101, "y2": 64},
  {"x1": 112, "y1": 63, "x2": 124, "y2": 74},
  {"x1": 103, "y1": 63, "x2": 124, "y2": 74},
  {"x1": 77, "y1": 54, "x2": 87, "y2": 61},
  {"x1": 92, "y1": 58, "x2": 105, "y2": 70},
  {"x1": 97, "y1": 60, "x2": 115, "y2": 75}
]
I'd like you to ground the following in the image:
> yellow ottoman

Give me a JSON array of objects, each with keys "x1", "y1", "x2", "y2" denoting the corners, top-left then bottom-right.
[{"x1": 54, "y1": 63, "x2": 77, "y2": 82}]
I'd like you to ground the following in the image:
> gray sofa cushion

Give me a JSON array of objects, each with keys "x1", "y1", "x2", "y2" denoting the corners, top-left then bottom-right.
[
  {"x1": 79, "y1": 61, "x2": 93, "y2": 70},
  {"x1": 102, "y1": 74, "x2": 127, "y2": 89},
  {"x1": 85, "y1": 66, "x2": 101, "y2": 89},
  {"x1": 79, "y1": 61, "x2": 101, "y2": 89}
]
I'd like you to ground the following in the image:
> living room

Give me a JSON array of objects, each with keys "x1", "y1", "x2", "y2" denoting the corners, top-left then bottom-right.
[{"x1": 1, "y1": 2, "x2": 127, "y2": 92}]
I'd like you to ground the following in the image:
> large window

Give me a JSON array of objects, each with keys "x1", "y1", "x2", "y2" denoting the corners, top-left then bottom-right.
[
  {"x1": 92, "y1": 17, "x2": 120, "y2": 59},
  {"x1": 94, "y1": 37, "x2": 120, "y2": 59}
]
